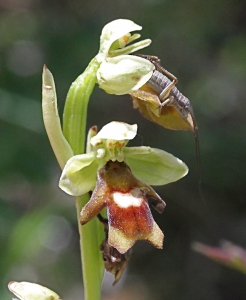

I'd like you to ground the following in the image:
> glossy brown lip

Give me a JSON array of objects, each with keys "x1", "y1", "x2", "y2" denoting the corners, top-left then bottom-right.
[{"x1": 80, "y1": 160, "x2": 165, "y2": 254}]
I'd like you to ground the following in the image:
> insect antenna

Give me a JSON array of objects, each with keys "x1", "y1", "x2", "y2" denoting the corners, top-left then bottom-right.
[{"x1": 193, "y1": 124, "x2": 204, "y2": 202}]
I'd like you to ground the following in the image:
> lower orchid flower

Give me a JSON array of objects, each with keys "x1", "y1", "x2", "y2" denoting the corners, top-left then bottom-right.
[{"x1": 59, "y1": 121, "x2": 188, "y2": 253}]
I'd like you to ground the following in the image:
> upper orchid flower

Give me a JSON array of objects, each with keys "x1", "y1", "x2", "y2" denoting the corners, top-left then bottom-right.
[{"x1": 96, "y1": 19, "x2": 154, "y2": 95}]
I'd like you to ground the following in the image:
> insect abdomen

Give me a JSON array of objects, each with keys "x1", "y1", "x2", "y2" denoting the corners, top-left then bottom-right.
[
  {"x1": 147, "y1": 70, "x2": 170, "y2": 95},
  {"x1": 148, "y1": 70, "x2": 188, "y2": 104}
]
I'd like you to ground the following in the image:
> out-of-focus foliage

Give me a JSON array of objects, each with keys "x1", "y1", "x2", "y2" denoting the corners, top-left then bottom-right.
[
  {"x1": 193, "y1": 241, "x2": 246, "y2": 275},
  {"x1": 1, "y1": 0, "x2": 246, "y2": 299}
]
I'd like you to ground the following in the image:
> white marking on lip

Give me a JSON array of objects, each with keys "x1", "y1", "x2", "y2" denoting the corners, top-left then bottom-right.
[{"x1": 113, "y1": 188, "x2": 143, "y2": 208}]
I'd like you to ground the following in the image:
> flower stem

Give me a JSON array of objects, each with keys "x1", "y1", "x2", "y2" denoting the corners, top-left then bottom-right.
[
  {"x1": 76, "y1": 195, "x2": 104, "y2": 300},
  {"x1": 63, "y1": 56, "x2": 104, "y2": 300},
  {"x1": 63, "y1": 57, "x2": 99, "y2": 155}
]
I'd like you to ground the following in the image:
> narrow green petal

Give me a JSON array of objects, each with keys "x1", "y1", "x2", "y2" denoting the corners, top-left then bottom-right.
[
  {"x1": 109, "y1": 39, "x2": 152, "y2": 56},
  {"x1": 86, "y1": 126, "x2": 98, "y2": 153},
  {"x1": 59, "y1": 154, "x2": 99, "y2": 196},
  {"x1": 124, "y1": 146, "x2": 188, "y2": 185}
]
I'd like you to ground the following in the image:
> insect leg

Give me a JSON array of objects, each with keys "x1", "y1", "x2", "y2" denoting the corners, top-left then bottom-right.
[
  {"x1": 97, "y1": 213, "x2": 108, "y2": 226},
  {"x1": 136, "y1": 54, "x2": 161, "y2": 65},
  {"x1": 159, "y1": 81, "x2": 176, "y2": 100},
  {"x1": 147, "y1": 55, "x2": 161, "y2": 64},
  {"x1": 157, "y1": 65, "x2": 178, "y2": 83},
  {"x1": 159, "y1": 95, "x2": 175, "y2": 108}
]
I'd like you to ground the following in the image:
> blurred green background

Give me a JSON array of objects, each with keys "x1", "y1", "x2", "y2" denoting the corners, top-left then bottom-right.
[{"x1": 1, "y1": 0, "x2": 246, "y2": 299}]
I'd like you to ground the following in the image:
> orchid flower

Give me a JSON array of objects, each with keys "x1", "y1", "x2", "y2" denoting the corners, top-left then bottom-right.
[
  {"x1": 96, "y1": 19, "x2": 154, "y2": 95},
  {"x1": 8, "y1": 281, "x2": 61, "y2": 300},
  {"x1": 59, "y1": 121, "x2": 188, "y2": 253}
]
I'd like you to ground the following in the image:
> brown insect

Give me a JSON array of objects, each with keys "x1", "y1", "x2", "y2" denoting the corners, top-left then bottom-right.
[
  {"x1": 130, "y1": 54, "x2": 201, "y2": 184},
  {"x1": 97, "y1": 214, "x2": 131, "y2": 286},
  {"x1": 130, "y1": 54, "x2": 197, "y2": 134}
]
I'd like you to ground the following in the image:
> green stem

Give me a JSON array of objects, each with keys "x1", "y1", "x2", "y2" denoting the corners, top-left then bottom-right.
[
  {"x1": 76, "y1": 195, "x2": 104, "y2": 300},
  {"x1": 63, "y1": 57, "x2": 99, "y2": 155},
  {"x1": 63, "y1": 56, "x2": 104, "y2": 300}
]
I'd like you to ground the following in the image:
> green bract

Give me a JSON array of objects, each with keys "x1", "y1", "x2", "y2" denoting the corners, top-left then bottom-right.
[{"x1": 59, "y1": 121, "x2": 188, "y2": 197}]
